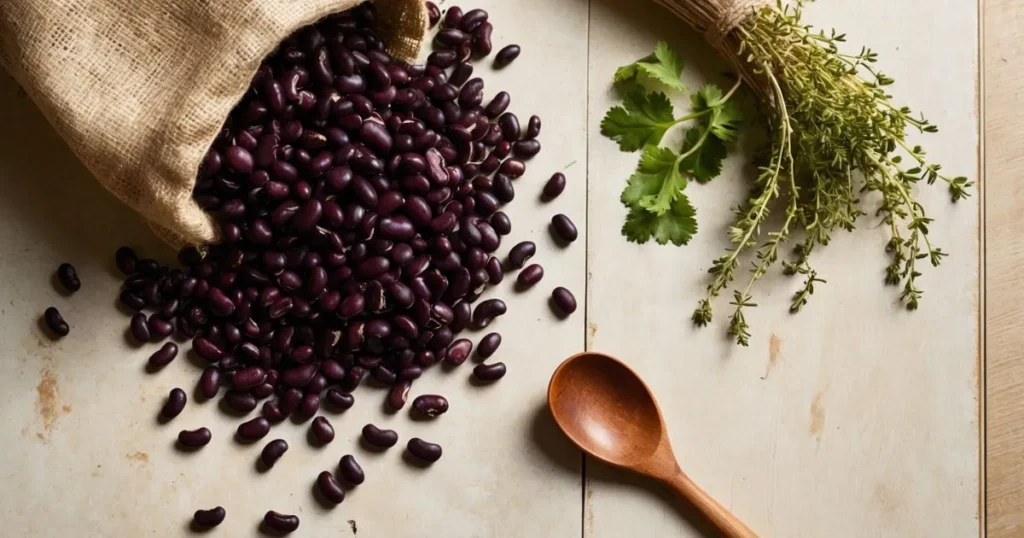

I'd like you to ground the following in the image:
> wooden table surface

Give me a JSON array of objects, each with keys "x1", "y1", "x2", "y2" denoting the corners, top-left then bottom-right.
[
  {"x1": 0, "y1": 0, "x2": 1010, "y2": 536},
  {"x1": 984, "y1": 0, "x2": 1024, "y2": 536}
]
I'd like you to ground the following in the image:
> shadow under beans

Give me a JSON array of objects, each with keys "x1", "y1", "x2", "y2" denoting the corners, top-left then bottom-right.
[
  {"x1": 400, "y1": 449, "x2": 434, "y2": 470},
  {"x1": 585, "y1": 463, "x2": 722, "y2": 538},
  {"x1": 186, "y1": 520, "x2": 217, "y2": 534}
]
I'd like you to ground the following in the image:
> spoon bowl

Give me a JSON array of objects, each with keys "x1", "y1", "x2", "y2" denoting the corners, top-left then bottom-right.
[
  {"x1": 548, "y1": 352, "x2": 665, "y2": 466},
  {"x1": 548, "y1": 352, "x2": 756, "y2": 538}
]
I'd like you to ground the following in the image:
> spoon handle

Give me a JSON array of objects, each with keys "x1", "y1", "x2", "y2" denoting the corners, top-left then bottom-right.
[{"x1": 663, "y1": 471, "x2": 756, "y2": 538}]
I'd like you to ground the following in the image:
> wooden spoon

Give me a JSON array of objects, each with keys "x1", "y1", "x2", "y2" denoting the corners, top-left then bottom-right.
[{"x1": 547, "y1": 352, "x2": 756, "y2": 538}]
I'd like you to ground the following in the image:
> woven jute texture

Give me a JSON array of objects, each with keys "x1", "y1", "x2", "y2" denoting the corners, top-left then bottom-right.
[
  {"x1": 0, "y1": 0, "x2": 427, "y2": 247},
  {"x1": 654, "y1": 0, "x2": 769, "y2": 92}
]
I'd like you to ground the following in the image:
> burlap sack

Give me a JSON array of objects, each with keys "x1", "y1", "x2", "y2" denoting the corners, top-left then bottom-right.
[{"x1": 0, "y1": 0, "x2": 427, "y2": 247}]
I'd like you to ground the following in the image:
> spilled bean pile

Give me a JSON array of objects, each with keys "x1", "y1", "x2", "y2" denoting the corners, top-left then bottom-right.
[{"x1": 104, "y1": 2, "x2": 578, "y2": 532}]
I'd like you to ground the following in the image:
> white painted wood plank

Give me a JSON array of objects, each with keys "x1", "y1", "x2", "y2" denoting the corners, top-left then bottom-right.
[
  {"x1": 584, "y1": 0, "x2": 979, "y2": 536},
  {"x1": 0, "y1": 0, "x2": 588, "y2": 532}
]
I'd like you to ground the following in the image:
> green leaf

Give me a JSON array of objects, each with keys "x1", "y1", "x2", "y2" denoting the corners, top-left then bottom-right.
[
  {"x1": 708, "y1": 100, "x2": 742, "y2": 141},
  {"x1": 635, "y1": 42, "x2": 686, "y2": 91},
  {"x1": 691, "y1": 84, "x2": 742, "y2": 142},
  {"x1": 622, "y1": 146, "x2": 685, "y2": 216},
  {"x1": 691, "y1": 84, "x2": 725, "y2": 111},
  {"x1": 679, "y1": 127, "x2": 727, "y2": 184},
  {"x1": 613, "y1": 63, "x2": 640, "y2": 85},
  {"x1": 612, "y1": 42, "x2": 686, "y2": 92},
  {"x1": 622, "y1": 196, "x2": 698, "y2": 246},
  {"x1": 600, "y1": 88, "x2": 675, "y2": 152}
]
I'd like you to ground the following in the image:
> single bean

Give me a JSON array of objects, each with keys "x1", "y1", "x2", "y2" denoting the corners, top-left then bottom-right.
[
  {"x1": 43, "y1": 307, "x2": 69, "y2": 337},
  {"x1": 551, "y1": 214, "x2": 579, "y2": 243},
  {"x1": 361, "y1": 423, "x2": 398, "y2": 448},
  {"x1": 115, "y1": 247, "x2": 138, "y2": 275},
  {"x1": 507, "y1": 241, "x2": 536, "y2": 269},
  {"x1": 193, "y1": 507, "x2": 226, "y2": 528},
  {"x1": 263, "y1": 511, "x2": 300, "y2": 534},
  {"x1": 338, "y1": 454, "x2": 365, "y2": 484},
  {"x1": 311, "y1": 416, "x2": 335, "y2": 445},
  {"x1": 442, "y1": 5, "x2": 464, "y2": 28},
  {"x1": 199, "y1": 367, "x2": 221, "y2": 398},
  {"x1": 426, "y1": 1, "x2": 441, "y2": 27},
  {"x1": 225, "y1": 390, "x2": 257, "y2": 413},
  {"x1": 147, "y1": 342, "x2": 179, "y2": 370},
  {"x1": 387, "y1": 381, "x2": 412, "y2": 410},
  {"x1": 459, "y1": 8, "x2": 489, "y2": 32},
  {"x1": 472, "y1": 299, "x2": 507, "y2": 329},
  {"x1": 406, "y1": 438, "x2": 443, "y2": 463},
  {"x1": 411, "y1": 394, "x2": 449, "y2": 418},
  {"x1": 494, "y1": 45, "x2": 521, "y2": 67},
  {"x1": 543, "y1": 172, "x2": 566, "y2": 199},
  {"x1": 161, "y1": 388, "x2": 187, "y2": 419},
  {"x1": 57, "y1": 263, "x2": 81, "y2": 292},
  {"x1": 325, "y1": 388, "x2": 355, "y2": 411},
  {"x1": 178, "y1": 427, "x2": 212, "y2": 448},
  {"x1": 517, "y1": 264, "x2": 544, "y2": 288},
  {"x1": 233, "y1": 366, "x2": 267, "y2": 389},
  {"x1": 261, "y1": 439, "x2": 289, "y2": 468},
  {"x1": 192, "y1": 336, "x2": 225, "y2": 362},
  {"x1": 445, "y1": 339, "x2": 473, "y2": 365},
  {"x1": 473, "y1": 362, "x2": 507, "y2": 382},
  {"x1": 552, "y1": 287, "x2": 578, "y2": 315},
  {"x1": 513, "y1": 139, "x2": 541, "y2": 158},
  {"x1": 129, "y1": 313, "x2": 150, "y2": 343},
  {"x1": 317, "y1": 471, "x2": 346, "y2": 504},
  {"x1": 526, "y1": 115, "x2": 542, "y2": 139},
  {"x1": 237, "y1": 417, "x2": 271, "y2": 441},
  {"x1": 147, "y1": 315, "x2": 173, "y2": 341},
  {"x1": 477, "y1": 332, "x2": 502, "y2": 359}
]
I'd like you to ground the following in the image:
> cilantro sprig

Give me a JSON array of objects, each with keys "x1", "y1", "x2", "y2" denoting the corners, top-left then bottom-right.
[{"x1": 601, "y1": 42, "x2": 742, "y2": 247}]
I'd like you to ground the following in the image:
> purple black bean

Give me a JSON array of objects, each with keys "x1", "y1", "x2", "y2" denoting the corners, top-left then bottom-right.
[
  {"x1": 193, "y1": 507, "x2": 226, "y2": 528},
  {"x1": 147, "y1": 342, "x2": 179, "y2": 370},
  {"x1": 551, "y1": 214, "x2": 579, "y2": 243},
  {"x1": 311, "y1": 416, "x2": 335, "y2": 445},
  {"x1": 263, "y1": 511, "x2": 300, "y2": 534},
  {"x1": 178, "y1": 427, "x2": 212, "y2": 448},
  {"x1": 362, "y1": 423, "x2": 399, "y2": 448},
  {"x1": 406, "y1": 437, "x2": 443, "y2": 463},
  {"x1": 56, "y1": 263, "x2": 81, "y2": 292},
  {"x1": 317, "y1": 471, "x2": 346, "y2": 504},
  {"x1": 161, "y1": 388, "x2": 187, "y2": 420},
  {"x1": 543, "y1": 172, "x2": 566, "y2": 199},
  {"x1": 339, "y1": 454, "x2": 365, "y2": 484},
  {"x1": 473, "y1": 362, "x2": 507, "y2": 382},
  {"x1": 552, "y1": 287, "x2": 578, "y2": 315},
  {"x1": 43, "y1": 307, "x2": 69, "y2": 338},
  {"x1": 261, "y1": 439, "x2": 289, "y2": 468}
]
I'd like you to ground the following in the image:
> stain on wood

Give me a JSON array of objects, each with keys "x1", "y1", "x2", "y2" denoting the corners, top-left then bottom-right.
[
  {"x1": 125, "y1": 452, "x2": 149, "y2": 465},
  {"x1": 35, "y1": 367, "x2": 69, "y2": 439},
  {"x1": 808, "y1": 391, "x2": 826, "y2": 441},
  {"x1": 763, "y1": 333, "x2": 782, "y2": 379}
]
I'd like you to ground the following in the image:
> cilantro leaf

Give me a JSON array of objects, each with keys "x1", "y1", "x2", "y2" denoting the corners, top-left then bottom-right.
[
  {"x1": 679, "y1": 127, "x2": 727, "y2": 184},
  {"x1": 691, "y1": 84, "x2": 725, "y2": 110},
  {"x1": 691, "y1": 84, "x2": 742, "y2": 141},
  {"x1": 613, "y1": 41, "x2": 686, "y2": 92},
  {"x1": 636, "y1": 42, "x2": 686, "y2": 91},
  {"x1": 708, "y1": 100, "x2": 742, "y2": 141},
  {"x1": 614, "y1": 63, "x2": 640, "y2": 85},
  {"x1": 600, "y1": 88, "x2": 676, "y2": 151},
  {"x1": 632, "y1": 145, "x2": 686, "y2": 215},
  {"x1": 622, "y1": 196, "x2": 698, "y2": 246}
]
